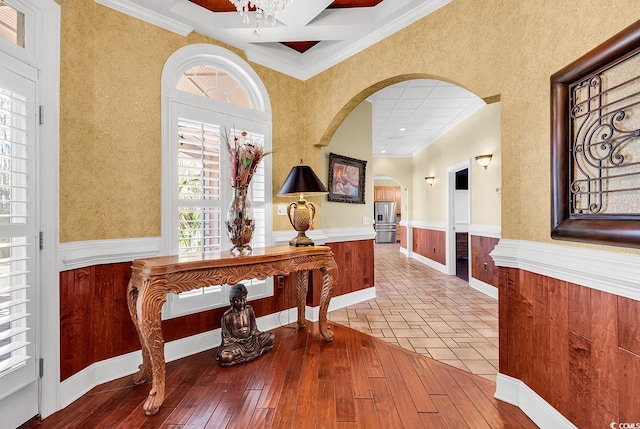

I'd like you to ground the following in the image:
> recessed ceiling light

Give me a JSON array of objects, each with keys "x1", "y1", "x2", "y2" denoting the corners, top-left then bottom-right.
[
  {"x1": 381, "y1": 150, "x2": 387, "y2": 153},
  {"x1": 399, "y1": 127, "x2": 407, "y2": 132}
]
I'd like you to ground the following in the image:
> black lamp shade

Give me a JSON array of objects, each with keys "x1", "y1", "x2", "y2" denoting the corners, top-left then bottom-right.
[{"x1": 277, "y1": 165, "x2": 328, "y2": 196}]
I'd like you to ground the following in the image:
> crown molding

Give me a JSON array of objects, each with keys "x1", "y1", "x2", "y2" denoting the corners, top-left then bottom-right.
[
  {"x1": 245, "y1": 0, "x2": 451, "y2": 80},
  {"x1": 491, "y1": 239, "x2": 640, "y2": 302},
  {"x1": 95, "y1": 0, "x2": 193, "y2": 36},
  {"x1": 96, "y1": 0, "x2": 449, "y2": 81}
]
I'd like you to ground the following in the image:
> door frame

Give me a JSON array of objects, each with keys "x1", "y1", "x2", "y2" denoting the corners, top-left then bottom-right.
[
  {"x1": 26, "y1": 0, "x2": 60, "y2": 420},
  {"x1": 0, "y1": 0, "x2": 60, "y2": 423},
  {"x1": 445, "y1": 159, "x2": 471, "y2": 276}
]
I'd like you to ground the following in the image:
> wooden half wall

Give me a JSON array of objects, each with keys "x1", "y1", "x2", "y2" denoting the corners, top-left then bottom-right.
[
  {"x1": 471, "y1": 235, "x2": 499, "y2": 287},
  {"x1": 499, "y1": 268, "x2": 640, "y2": 427},
  {"x1": 412, "y1": 227, "x2": 445, "y2": 265},
  {"x1": 59, "y1": 239, "x2": 374, "y2": 381}
]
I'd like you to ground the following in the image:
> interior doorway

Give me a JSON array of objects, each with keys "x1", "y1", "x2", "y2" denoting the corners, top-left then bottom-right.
[
  {"x1": 454, "y1": 169, "x2": 469, "y2": 281},
  {"x1": 446, "y1": 160, "x2": 471, "y2": 281}
]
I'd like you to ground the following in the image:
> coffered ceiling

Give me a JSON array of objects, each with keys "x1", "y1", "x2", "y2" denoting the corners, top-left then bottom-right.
[
  {"x1": 96, "y1": 0, "x2": 450, "y2": 80},
  {"x1": 97, "y1": 0, "x2": 484, "y2": 157}
]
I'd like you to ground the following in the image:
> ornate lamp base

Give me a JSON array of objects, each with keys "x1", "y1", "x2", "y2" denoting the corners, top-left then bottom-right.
[{"x1": 289, "y1": 232, "x2": 315, "y2": 247}]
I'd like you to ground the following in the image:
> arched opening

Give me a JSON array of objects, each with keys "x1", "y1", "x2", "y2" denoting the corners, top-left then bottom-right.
[{"x1": 323, "y1": 74, "x2": 502, "y2": 380}]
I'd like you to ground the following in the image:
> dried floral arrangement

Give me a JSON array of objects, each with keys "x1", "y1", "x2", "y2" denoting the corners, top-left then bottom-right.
[{"x1": 223, "y1": 129, "x2": 270, "y2": 190}]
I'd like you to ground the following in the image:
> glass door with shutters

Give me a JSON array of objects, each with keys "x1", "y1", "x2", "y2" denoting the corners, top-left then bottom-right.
[{"x1": 0, "y1": 52, "x2": 39, "y2": 427}]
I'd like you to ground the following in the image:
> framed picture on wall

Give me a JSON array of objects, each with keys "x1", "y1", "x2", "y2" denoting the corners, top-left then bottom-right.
[
  {"x1": 550, "y1": 19, "x2": 640, "y2": 248},
  {"x1": 327, "y1": 152, "x2": 367, "y2": 204}
]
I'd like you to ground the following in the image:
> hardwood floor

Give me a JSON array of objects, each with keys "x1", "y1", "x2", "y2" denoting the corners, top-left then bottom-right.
[{"x1": 32, "y1": 322, "x2": 535, "y2": 428}]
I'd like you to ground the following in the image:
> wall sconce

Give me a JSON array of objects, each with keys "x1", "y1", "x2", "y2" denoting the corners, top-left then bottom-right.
[
  {"x1": 277, "y1": 164, "x2": 328, "y2": 247},
  {"x1": 425, "y1": 176, "x2": 435, "y2": 186},
  {"x1": 475, "y1": 154, "x2": 493, "y2": 169}
]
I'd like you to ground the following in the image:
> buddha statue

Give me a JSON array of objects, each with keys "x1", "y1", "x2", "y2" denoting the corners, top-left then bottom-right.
[{"x1": 216, "y1": 283, "x2": 275, "y2": 366}]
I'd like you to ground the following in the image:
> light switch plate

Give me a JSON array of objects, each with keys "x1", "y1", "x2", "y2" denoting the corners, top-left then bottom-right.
[
  {"x1": 362, "y1": 216, "x2": 370, "y2": 225},
  {"x1": 277, "y1": 204, "x2": 287, "y2": 216}
]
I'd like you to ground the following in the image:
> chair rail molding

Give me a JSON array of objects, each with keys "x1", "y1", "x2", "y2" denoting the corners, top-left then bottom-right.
[
  {"x1": 404, "y1": 220, "x2": 446, "y2": 231},
  {"x1": 58, "y1": 237, "x2": 163, "y2": 271},
  {"x1": 469, "y1": 224, "x2": 501, "y2": 238},
  {"x1": 491, "y1": 239, "x2": 640, "y2": 301},
  {"x1": 272, "y1": 227, "x2": 375, "y2": 246}
]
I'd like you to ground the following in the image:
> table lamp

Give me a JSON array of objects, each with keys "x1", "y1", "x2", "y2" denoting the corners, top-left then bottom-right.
[{"x1": 277, "y1": 164, "x2": 328, "y2": 246}]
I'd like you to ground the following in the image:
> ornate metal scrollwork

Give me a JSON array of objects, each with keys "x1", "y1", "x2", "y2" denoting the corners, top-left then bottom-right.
[{"x1": 569, "y1": 51, "x2": 640, "y2": 216}]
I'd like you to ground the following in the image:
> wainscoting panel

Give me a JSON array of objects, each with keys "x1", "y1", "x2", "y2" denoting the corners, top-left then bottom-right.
[
  {"x1": 412, "y1": 227, "x2": 445, "y2": 265},
  {"x1": 309, "y1": 239, "x2": 374, "y2": 307},
  {"x1": 499, "y1": 267, "x2": 640, "y2": 427},
  {"x1": 59, "y1": 239, "x2": 375, "y2": 380},
  {"x1": 470, "y1": 235, "x2": 499, "y2": 287},
  {"x1": 398, "y1": 225, "x2": 407, "y2": 249}
]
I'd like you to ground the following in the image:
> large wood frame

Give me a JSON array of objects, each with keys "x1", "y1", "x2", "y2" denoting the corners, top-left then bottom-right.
[
  {"x1": 551, "y1": 20, "x2": 640, "y2": 247},
  {"x1": 126, "y1": 245, "x2": 338, "y2": 416}
]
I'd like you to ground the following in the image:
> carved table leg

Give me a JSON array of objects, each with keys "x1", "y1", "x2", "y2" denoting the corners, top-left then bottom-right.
[
  {"x1": 134, "y1": 278, "x2": 168, "y2": 416},
  {"x1": 296, "y1": 270, "x2": 308, "y2": 328},
  {"x1": 126, "y1": 275, "x2": 152, "y2": 384},
  {"x1": 318, "y1": 261, "x2": 338, "y2": 341}
]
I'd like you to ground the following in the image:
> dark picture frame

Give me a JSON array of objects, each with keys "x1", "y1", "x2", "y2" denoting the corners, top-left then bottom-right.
[
  {"x1": 550, "y1": 20, "x2": 640, "y2": 248},
  {"x1": 327, "y1": 152, "x2": 367, "y2": 204}
]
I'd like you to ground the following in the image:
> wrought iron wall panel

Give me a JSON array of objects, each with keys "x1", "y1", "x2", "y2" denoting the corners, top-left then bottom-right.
[
  {"x1": 551, "y1": 19, "x2": 640, "y2": 248},
  {"x1": 570, "y1": 50, "x2": 640, "y2": 216}
]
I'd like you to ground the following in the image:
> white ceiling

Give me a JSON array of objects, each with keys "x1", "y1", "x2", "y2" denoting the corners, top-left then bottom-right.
[
  {"x1": 97, "y1": 0, "x2": 484, "y2": 157},
  {"x1": 370, "y1": 80, "x2": 485, "y2": 157}
]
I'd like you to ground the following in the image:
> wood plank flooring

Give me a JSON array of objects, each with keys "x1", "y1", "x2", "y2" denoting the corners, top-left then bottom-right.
[{"x1": 32, "y1": 322, "x2": 536, "y2": 428}]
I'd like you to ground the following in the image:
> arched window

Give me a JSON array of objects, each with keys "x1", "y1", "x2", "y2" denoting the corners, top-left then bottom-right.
[{"x1": 161, "y1": 44, "x2": 272, "y2": 318}]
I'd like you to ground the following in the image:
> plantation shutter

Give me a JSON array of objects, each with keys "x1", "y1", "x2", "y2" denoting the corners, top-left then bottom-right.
[
  {"x1": 0, "y1": 71, "x2": 35, "y2": 377},
  {"x1": 177, "y1": 118, "x2": 222, "y2": 254}
]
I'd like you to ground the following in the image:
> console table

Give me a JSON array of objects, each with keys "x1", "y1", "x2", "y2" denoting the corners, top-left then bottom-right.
[{"x1": 126, "y1": 245, "x2": 338, "y2": 416}]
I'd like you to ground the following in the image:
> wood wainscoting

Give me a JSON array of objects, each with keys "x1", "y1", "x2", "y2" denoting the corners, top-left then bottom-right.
[
  {"x1": 470, "y1": 235, "x2": 499, "y2": 287},
  {"x1": 398, "y1": 225, "x2": 407, "y2": 249},
  {"x1": 498, "y1": 267, "x2": 640, "y2": 427},
  {"x1": 309, "y1": 240, "x2": 374, "y2": 307},
  {"x1": 412, "y1": 227, "x2": 445, "y2": 265},
  {"x1": 59, "y1": 239, "x2": 374, "y2": 381}
]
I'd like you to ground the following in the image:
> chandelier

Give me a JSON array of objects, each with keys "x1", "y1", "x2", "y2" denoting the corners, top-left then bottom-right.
[{"x1": 228, "y1": 0, "x2": 294, "y2": 37}]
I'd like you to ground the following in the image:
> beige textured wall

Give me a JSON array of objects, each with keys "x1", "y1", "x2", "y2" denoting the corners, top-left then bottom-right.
[
  {"x1": 371, "y1": 157, "x2": 413, "y2": 218},
  {"x1": 320, "y1": 102, "x2": 373, "y2": 228},
  {"x1": 58, "y1": 0, "x2": 304, "y2": 242},
  {"x1": 59, "y1": 0, "x2": 640, "y2": 252},
  {"x1": 411, "y1": 103, "x2": 501, "y2": 225},
  {"x1": 373, "y1": 179, "x2": 400, "y2": 187},
  {"x1": 303, "y1": 0, "x2": 639, "y2": 249}
]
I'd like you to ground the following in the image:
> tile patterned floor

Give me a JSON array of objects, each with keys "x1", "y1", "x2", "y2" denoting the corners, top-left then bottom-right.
[{"x1": 328, "y1": 242, "x2": 499, "y2": 381}]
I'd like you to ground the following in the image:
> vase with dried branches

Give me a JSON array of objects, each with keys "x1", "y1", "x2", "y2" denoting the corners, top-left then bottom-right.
[{"x1": 224, "y1": 130, "x2": 270, "y2": 256}]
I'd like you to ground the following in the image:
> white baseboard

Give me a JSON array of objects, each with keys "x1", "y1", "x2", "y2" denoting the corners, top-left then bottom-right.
[
  {"x1": 469, "y1": 277, "x2": 498, "y2": 299},
  {"x1": 412, "y1": 252, "x2": 447, "y2": 274},
  {"x1": 59, "y1": 308, "x2": 295, "y2": 409},
  {"x1": 305, "y1": 287, "x2": 376, "y2": 321},
  {"x1": 495, "y1": 373, "x2": 576, "y2": 429},
  {"x1": 58, "y1": 288, "x2": 375, "y2": 410}
]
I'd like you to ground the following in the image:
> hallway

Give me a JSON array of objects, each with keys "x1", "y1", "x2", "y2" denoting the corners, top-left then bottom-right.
[{"x1": 329, "y1": 243, "x2": 499, "y2": 381}]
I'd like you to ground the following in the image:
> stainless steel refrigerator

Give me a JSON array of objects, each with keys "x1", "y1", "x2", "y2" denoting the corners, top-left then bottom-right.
[{"x1": 374, "y1": 201, "x2": 397, "y2": 244}]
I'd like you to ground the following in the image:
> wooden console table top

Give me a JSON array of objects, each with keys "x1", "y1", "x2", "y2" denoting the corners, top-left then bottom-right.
[{"x1": 127, "y1": 245, "x2": 338, "y2": 416}]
